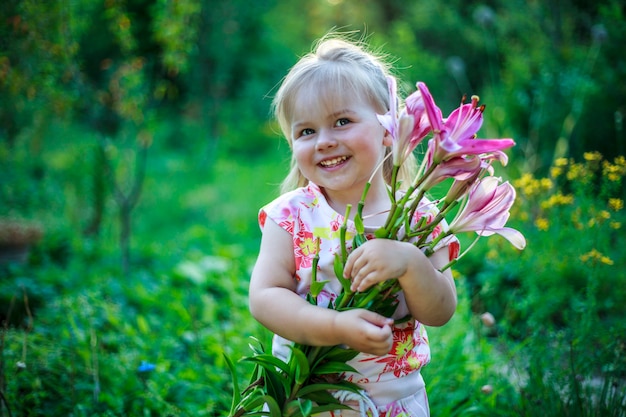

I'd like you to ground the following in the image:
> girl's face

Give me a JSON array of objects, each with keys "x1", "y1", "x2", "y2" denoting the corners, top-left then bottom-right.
[{"x1": 289, "y1": 86, "x2": 391, "y2": 204}]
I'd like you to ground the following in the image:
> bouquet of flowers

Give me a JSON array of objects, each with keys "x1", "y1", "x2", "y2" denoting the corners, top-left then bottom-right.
[{"x1": 225, "y1": 79, "x2": 526, "y2": 417}]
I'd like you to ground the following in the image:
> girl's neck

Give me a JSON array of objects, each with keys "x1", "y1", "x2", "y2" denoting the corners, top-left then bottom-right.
[{"x1": 321, "y1": 180, "x2": 391, "y2": 225}]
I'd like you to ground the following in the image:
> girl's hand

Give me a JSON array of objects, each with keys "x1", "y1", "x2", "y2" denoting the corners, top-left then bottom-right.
[
  {"x1": 334, "y1": 309, "x2": 394, "y2": 356},
  {"x1": 344, "y1": 239, "x2": 417, "y2": 292}
]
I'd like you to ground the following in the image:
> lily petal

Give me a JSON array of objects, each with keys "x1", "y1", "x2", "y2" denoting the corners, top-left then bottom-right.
[
  {"x1": 479, "y1": 227, "x2": 527, "y2": 250},
  {"x1": 449, "y1": 177, "x2": 526, "y2": 250}
]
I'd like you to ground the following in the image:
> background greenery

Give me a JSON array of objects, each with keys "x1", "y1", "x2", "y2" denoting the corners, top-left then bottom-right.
[{"x1": 1, "y1": 0, "x2": 625, "y2": 416}]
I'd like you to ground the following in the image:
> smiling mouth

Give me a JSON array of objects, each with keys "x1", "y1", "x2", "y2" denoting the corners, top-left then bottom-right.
[{"x1": 319, "y1": 156, "x2": 349, "y2": 168}]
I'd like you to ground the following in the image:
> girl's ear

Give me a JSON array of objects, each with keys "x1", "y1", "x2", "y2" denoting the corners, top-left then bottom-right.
[{"x1": 382, "y1": 129, "x2": 393, "y2": 147}]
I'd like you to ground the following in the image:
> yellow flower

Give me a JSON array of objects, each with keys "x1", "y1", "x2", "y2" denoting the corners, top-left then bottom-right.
[
  {"x1": 554, "y1": 157, "x2": 569, "y2": 167},
  {"x1": 603, "y1": 162, "x2": 622, "y2": 182},
  {"x1": 535, "y1": 217, "x2": 549, "y2": 231},
  {"x1": 603, "y1": 157, "x2": 626, "y2": 181},
  {"x1": 584, "y1": 151, "x2": 602, "y2": 162},
  {"x1": 608, "y1": 198, "x2": 624, "y2": 212},
  {"x1": 601, "y1": 256, "x2": 615, "y2": 265},
  {"x1": 541, "y1": 193, "x2": 574, "y2": 209},
  {"x1": 580, "y1": 249, "x2": 614, "y2": 266},
  {"x1": 514, "y1": 173, "x2": 542, "y2": 198},
  {"x1": 599, "y1": 210, "x2": 611, "y2": 220},
  {"x1": 551, "y1": 166, "x2": 563, "y2": 178},
  {"x1": 566, "y1": 163, "x2": 586, "y2": 181},
  {"x1": 538, "y1": 178, "x2": 553, "y2": 191},
  {"x1": 610, "y1": 221, "x2": 622, "y2": 229}
]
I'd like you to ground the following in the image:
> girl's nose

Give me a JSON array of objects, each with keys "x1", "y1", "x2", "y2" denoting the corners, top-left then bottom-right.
[{"x1": 315, "y1": 130, "x2": 337, "y2": 151}]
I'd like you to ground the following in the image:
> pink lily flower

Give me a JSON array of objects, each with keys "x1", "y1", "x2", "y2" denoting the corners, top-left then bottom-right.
[
  {"x1": 377, "y1": 77, "x2": 431, "y2": 165},
  {"x1": 420, "y1": 155, "x2": 483, "y2": 191},
  {"x1": 449, "y1": 176, "x2": 526, "y2": 249},
  {"x1": 439, "y1": 151, "x2": 513, "y2": 202},
  {"x1": 417, "y1": 82, "x2": 515, "y2": 164}
]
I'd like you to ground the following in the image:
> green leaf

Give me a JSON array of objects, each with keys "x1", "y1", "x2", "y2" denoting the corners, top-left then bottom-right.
[
  {"x1": 333, "y1": 253, "x2": 344, "y2": 280},
  {"x1": 243, "y1": 353, "x2": 290, "y2": 375},
  {"x1": 288, "y1": 345, "x2": 311, "y2": 385},
  {"x1": 333, "y1": 253, "x2": 352, "y2": 294},
  {"x1": 319, "y1": 347, "x2": 359, "y2": 363},
  {"x1": 312, "y1": 360, "x2": 358, "y2": 375},
  {"x1": 223, "y1": 353, "x2": 241, "y2": 416},
  {"x1": 298, "y1": 382, "x2": 359, "y2": 397},
  {"x1": 300, "y1": 388, "x2": 341, "y2": 405},
  {"x1": 247, "y1": 336, "x2": 267, "y2": 356},
  {"x1": 393, "y1": 215, "x2": 404, "y2": 230},
  {"x1": 374, "y1": 227, "x2": 389, "y2": 238},
  {"x1": 263, "y1": 395, "x2": 282, "y2": 417},
  {"x1": 354, "y1": 213, "x2": 365, "y2": 234},
  {"x1": 285, "y1": 399, "x2": 315, "y2": 417},
  {"x1": 386, "y1": 185, "x2": 394, "y2": 200},
  {"x1": 264, "y1": 367, "x2": 289, "y2": 405},
  {"x1": 240, "y1": 387, "x2": 267, "y2": 411},
  {"x1": 309, "y1": 403, "x2": 355, "y2": 415},
  {"x1": 352, "y1": 234, "x2": 367, "y2": 248},
  {"x1": 240, "y1": 354, "x2": 291, "y2": 400},
  {"x1": 299, "y1": 399, "x2": 313, "y2": 417},
  {"x1": 309, "y1": 279, "x2": 328, "y2": 298}
]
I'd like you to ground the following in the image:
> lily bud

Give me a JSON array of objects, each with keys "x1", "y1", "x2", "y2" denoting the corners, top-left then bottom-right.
[
  {"x1": 481, "y1": 384, "x2": 494, "y2": 395},
  {"x1": 480, "y1": 312, "x2": 496, "y2": 327}
]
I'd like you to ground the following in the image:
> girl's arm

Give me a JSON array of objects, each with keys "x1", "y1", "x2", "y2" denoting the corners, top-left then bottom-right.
[
  {"x1": 249, "y1": 218, "x2": 395, "y2": 355},
  {"x1": 344, "y1": 239, "x2": 457, "y2": 326}
]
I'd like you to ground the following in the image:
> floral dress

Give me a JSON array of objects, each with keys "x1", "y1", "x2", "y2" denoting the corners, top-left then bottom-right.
[{"x1": 259, "y1": 182, "x2": 459, "y2": 417}]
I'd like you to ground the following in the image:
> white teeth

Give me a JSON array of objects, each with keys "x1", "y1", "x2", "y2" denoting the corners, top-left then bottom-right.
[{"x1": 320, "y1": 156, "x2": 348, "y2": 167}]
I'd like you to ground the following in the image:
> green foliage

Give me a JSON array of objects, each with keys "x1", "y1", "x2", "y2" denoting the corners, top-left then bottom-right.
[
  {"x1": 452, "y1": 153, "x2": 626, "y2": 415},
  {"x1": 227, "y1": 339, "x2": 360, "y2": 417},
  {"x1": 1, "y1": 250, "x2": 262, "y2": 416},
  {"x1": 464, "y1": 153, "x2": 626, "y2": 338}
]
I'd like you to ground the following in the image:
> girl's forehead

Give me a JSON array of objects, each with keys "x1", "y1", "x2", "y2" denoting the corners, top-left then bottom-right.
[{"x1": 291, "y1": 82, "x2": 371, "y2": 120}]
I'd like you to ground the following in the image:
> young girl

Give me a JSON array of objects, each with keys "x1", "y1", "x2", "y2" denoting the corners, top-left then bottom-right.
[{"x1": 249, "y1": 35, "x2": 458, "y2": 417}]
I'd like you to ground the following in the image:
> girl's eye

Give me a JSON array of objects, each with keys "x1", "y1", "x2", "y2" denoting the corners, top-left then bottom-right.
[
  {"x1": 300, "y1": 128, "x2": 315, "y2": 137},
  {"x1": 335, "y1": 118, "x2": 350, "y2": 127}
]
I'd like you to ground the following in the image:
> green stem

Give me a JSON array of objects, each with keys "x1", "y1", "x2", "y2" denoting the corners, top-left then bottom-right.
[
  {"x1": 382, "y1": 162, "x2": 439, "y2": 238},
  {"x1": 340, "y1": 205, "x2": 352, "y2": 264},
  {"x1": 407, "y1": 189, "x2": 427, "y2": 220},
  {"x1": 437, "y1": 233, "x2": 482, "y2": 272},
  {"x1": 438, "y1": 256, "x2": 458, "y2": 273},
  {"x1": 353, "y1": 282, "x2": 386, "y2": 309},
  {"x1": 422, "y1": 230, "x2": 451, "y2": 256},
  {"x1": 414, "y1": 200, "x2": 459, "y2": 248},
  {"x1": 357, "y1": 182, "x2": 371, "y2": 220},
  {"x1": 311, "y1": 237, "x2": 321, "y2": 303},
  {"x1": 412, "y1": 160, "x2": 438, "y2": 191},
  {"x1": 390, "y1": 164, "x2": 400, "y2": 202},
  {"x1": 382, "y1": 188, "x2": 413, "y2": 236},
  {"x1": 337, "y1": 288, "x2": 354, "y2": 310}
]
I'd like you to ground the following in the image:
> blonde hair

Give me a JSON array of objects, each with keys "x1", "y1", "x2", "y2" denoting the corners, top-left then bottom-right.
[{"x1": 272, "y1": 34, "x2": 416, "y2": 193}]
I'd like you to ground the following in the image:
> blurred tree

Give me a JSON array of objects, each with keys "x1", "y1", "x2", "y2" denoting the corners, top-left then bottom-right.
[
  {"x1": 77, "y1": 0, "x2": 202, "y2": 272},
  {"x1": 0, "y1": 0, "x2": 203, "y2": 271},
  {"x1": 0, "y1": 0, "x2": 83, "y2": 147},
  {"x1": 1, "y1": 0, "x2": 625, "y2": 268},
  {"x1": 369, "y1": 0, "x2": 626, "y2": 172},
  {"x1": 182, "y1": 0, "x2": 277, "y2": 159}
]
